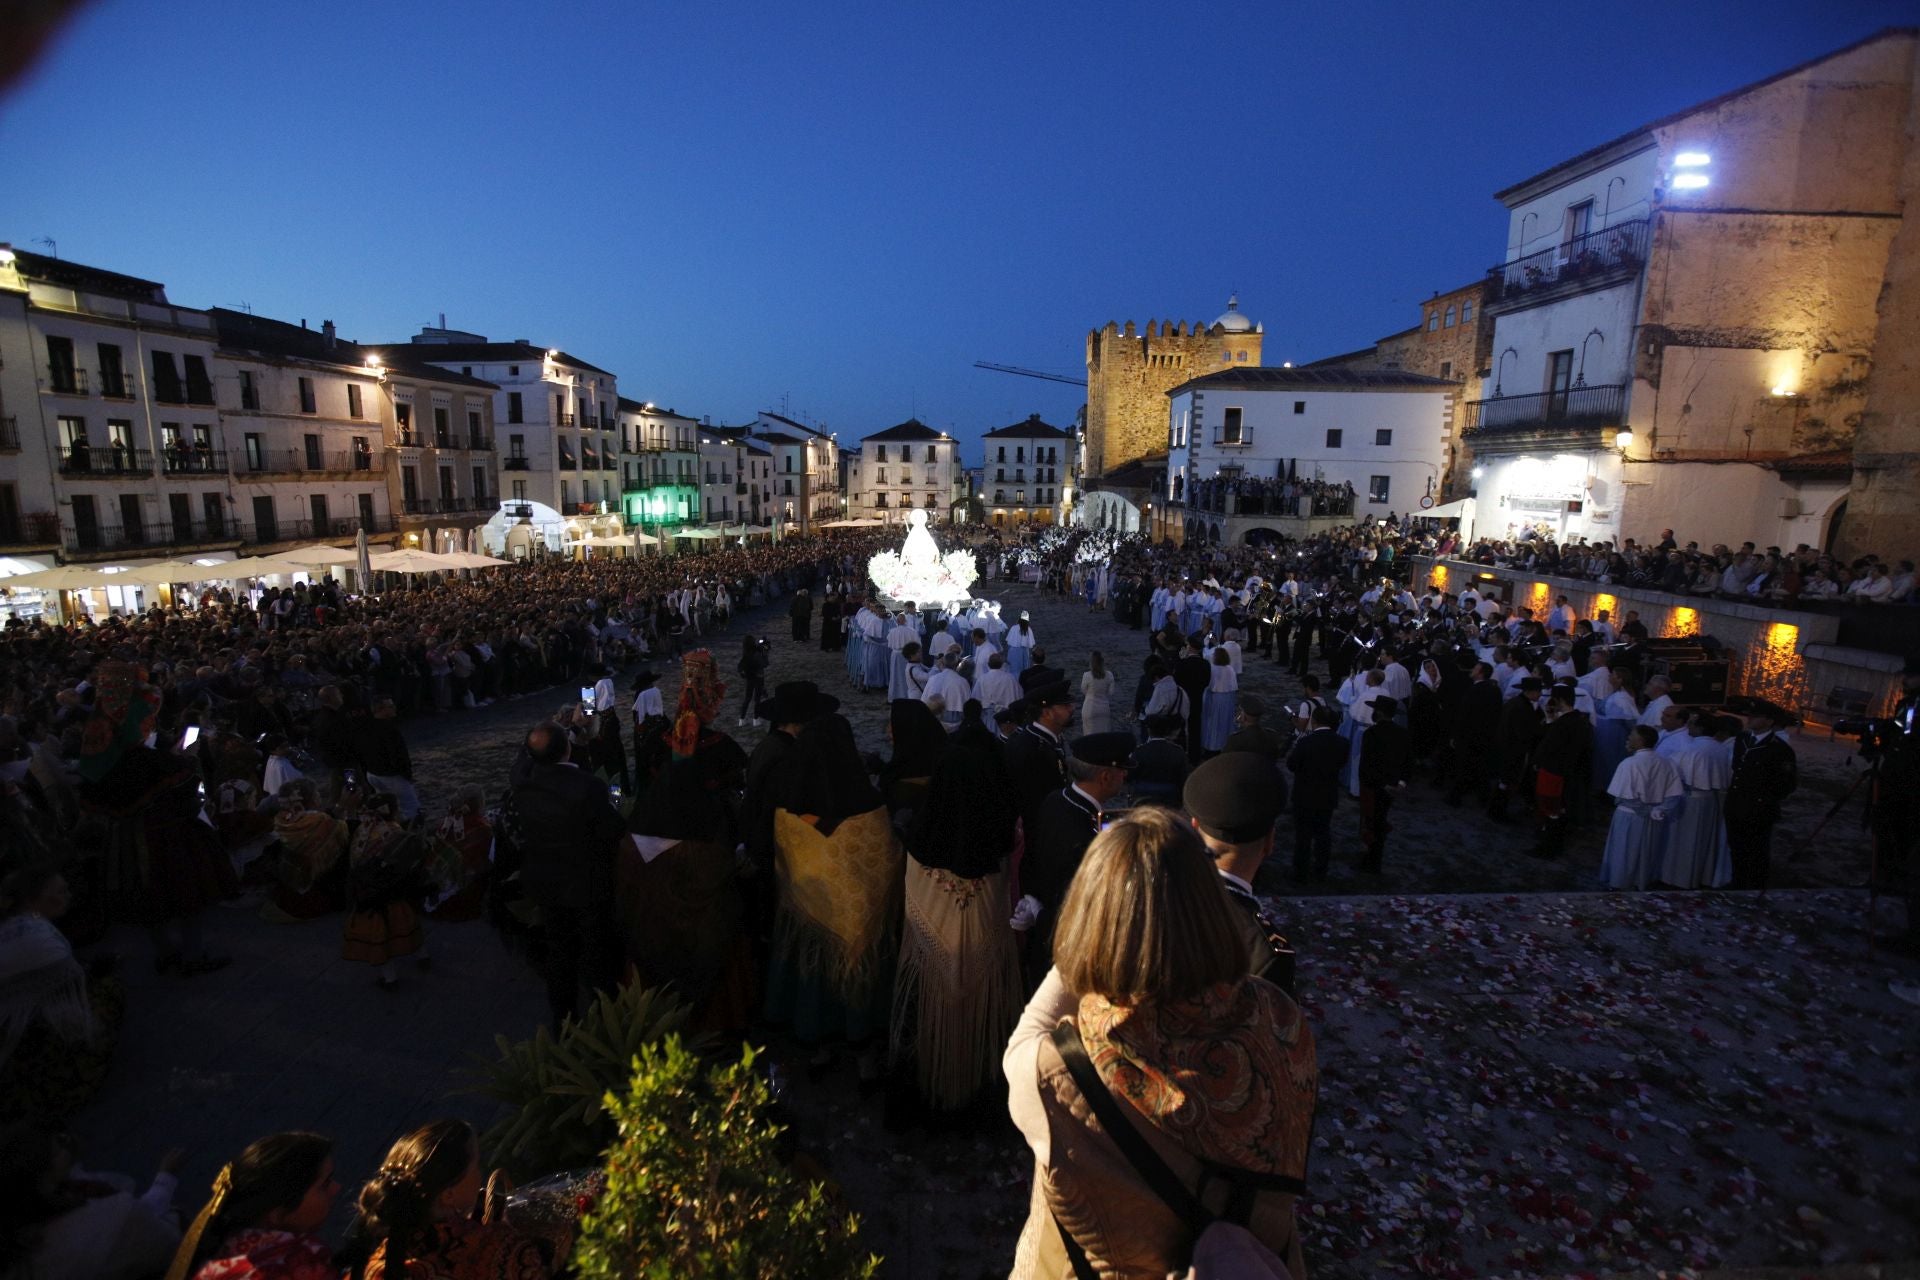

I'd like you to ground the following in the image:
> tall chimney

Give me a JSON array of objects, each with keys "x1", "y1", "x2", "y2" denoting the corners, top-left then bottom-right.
[
  {"x1": 439, "y1": 312, "x2": 446, "y2": 328},
  {"x1": 322, "y1": 319, "x2": 336, "y2": 348}
]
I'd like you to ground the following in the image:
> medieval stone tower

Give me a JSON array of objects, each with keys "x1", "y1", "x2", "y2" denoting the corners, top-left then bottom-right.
[{"x1": 1084, "y1": 297, "x2": 1262, "y2": 477}]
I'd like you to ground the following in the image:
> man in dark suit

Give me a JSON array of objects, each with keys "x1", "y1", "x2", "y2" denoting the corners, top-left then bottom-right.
[
  {"x1": 1285, "y1": 705, "x2": 1348, "y2": 882},
  {"x1": 1725, "y1": 700, "x2": 1799, "y2": 889},
  {"x1": 1357, "y1": 696, "x2": 1412, "y2": 872},
  {"x1": 1016, "y1": 731, "x2": 1133, "y2": 988},
  {"x1": 1128, "y1": 712, "x2": 1190, "y2": 804},
  {"x1": 1018, "y1": 647, "x2": 1066, "y2": 697},
  {"x1": 1172, "y1": 639, "x2": 1212, "y2": 763},
  {"x1": 1490, "y1": 676, "x2": 1544, "y2": 822},
  {"x1": 1002, "y1": 680, "x2": 1073, "y2": 825},
  {"x1": 1183, "y1": 753, "x2": 1293, "y2": 992},
  {"x1": 498, "y1": 720, "x2": 629, "y2": 1027},
  {"x1": 1288, "y1": 605, "x2": 1317, "y2": 676},
  {"x1": 1529, "y1": 685, "x2": 1592, "y2": 859},
  {"x1": 1446, "y1": 662, "x2": 1503, "y2": 807}
]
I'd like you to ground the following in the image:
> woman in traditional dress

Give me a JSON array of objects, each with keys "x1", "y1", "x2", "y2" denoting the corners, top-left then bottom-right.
[
  {"x1": 1200, "y1": 647, "x2": 1237, "y2": 754},
  {"x1": 1600, "y1": 726, "x2": 1685, "y2": 890},
  {"x1": 1079, "y1": 651, "x2": 1114, "y2": 734},
  {"x1": 427, "y1": 785, "x2": 494, "y2": 923},
  {"x1": 259, "y1": 778, "x2": 349, "y2": 922},
  {"x1": 0, "y1": 866, "x2": 123, "y2": 1122},
  {"x1": 876, "y1": 698, "x2": 947, "y2": 819},
  {"x1": 618, "y1": 651, "x2": 755, "y2": 1035},
  {"x1": 888, "y1": 731, "x2": 1021, "y2": 1127},
  {"x1": 167, "y1": 1132, "x2": 340, "y2": 1280},
  {"x1": 1005, "y1": 809, "x2": 1316, "y2": 1278},
  {"x1": 76, "y1": 661, "x2": 234, "y2": 975},
  {"x1": 341, "y1": 791, "x2": 427, "y2": 989},
  {"x1": 350, "y1": 1120, "x2": 548, "y2": 1279},
  {"x1": 763, "y1": 713, "x2": 903, "y2": 1088},
  {"x1": 1409, "y1": 659, "x2": 1444, "y2": 762}
]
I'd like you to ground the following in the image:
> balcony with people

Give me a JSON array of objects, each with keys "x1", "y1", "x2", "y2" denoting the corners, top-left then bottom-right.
[
  {"x1": 1462, "y1": 383, "x2": 1626, "y2": 452},
  {"x1": 58, "y1": 442, "x2": 152, "y2": 476}
]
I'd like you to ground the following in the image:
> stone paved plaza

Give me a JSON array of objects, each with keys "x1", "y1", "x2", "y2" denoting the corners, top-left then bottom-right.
[{"x1": 71, "y1": 572, "x2": 1919, "y2": 1278}]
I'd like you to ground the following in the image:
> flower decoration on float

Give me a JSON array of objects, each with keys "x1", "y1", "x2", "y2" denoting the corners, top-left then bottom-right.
[{"x1": 867, "y1": 509, "x2": 978, "y2": 606}]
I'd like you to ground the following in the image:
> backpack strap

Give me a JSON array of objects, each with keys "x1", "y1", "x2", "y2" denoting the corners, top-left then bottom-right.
[{"x1": 1051, "y1": 1020, "x2": 1211, "y2": 1236}]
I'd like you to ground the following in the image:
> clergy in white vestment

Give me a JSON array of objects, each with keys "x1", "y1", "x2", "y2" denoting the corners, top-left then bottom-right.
[
  {"x1": 921, "y1": 654, "x2": 972, "y2": 727},
  {"x1": 1637, "y1": 676, "x2": 1674, "y2": 727},
  {"x1": 973, "y1": 654, "x2": 1024, "y2": 716},
  {"x1": 1660, "y1": 717, "x2": 1734, "y2": 888},
  {"x1": 888, "y1": 642, "x2": 929, "y2": 700},
  {"x1": 1601, "y1": 727, "x2": 1685, "y2": 890},
  {"x1": 887, "y1": 614, "x2": 919, "y2": 653}
]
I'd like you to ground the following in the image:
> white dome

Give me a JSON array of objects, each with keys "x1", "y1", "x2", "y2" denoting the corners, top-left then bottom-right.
[{"x1": 1214, "y1": 294, "x2": 1254, "y2": 332}]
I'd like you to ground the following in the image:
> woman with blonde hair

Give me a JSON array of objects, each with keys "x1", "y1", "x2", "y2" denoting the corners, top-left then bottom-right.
[
  {"x1": 350, "y1": 1119, "x2": 546, "y2": 1279},
  {"x1": 1004, "y1": 808, "x2": 1316, "y2": 1278}
]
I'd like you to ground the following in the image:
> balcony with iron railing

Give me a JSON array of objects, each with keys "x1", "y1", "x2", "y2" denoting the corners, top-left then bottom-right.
[
  {"x1": 44, "y1": 367, "x2": 88, "y2": 395},
  {"x1": 1461, "y1": 383, "x2": 1627, "y2": 453},
  {"x1": 160, "y1": 447, "x2": 229, "y2": 474},
  {"x1": 0, "y1": 417, "x2": 17, "y2": 451},
  {"x1": 242, "y1": 448, "x2": 382, "y2": 475},
  {"x1": 63, "y1": 519, "x2": 249, "y2": 555},
  {"x1": 1210, "y1": 428, "x2": 1252, "y2": 448},
  {"x1": 98, "y1": 370, "x2": 135, "y2": 399},
  {"x1": 58, "y1": 444, "x2": 152, "y2": 475},
  {"x1": 393, "y1": 432, "x2": 425, "y2": 449},
  {"x1": 402, "y1": 497, "x2": 435, "y2": 515},
  {"x1": 557, "y1": 413, "x2": 576, "y2": 427},
  {"x1": 151, "y1": 379, "x2": 216, "y2": 406},
  {"x1": 602, "y1": 455, "x2": 617, "y2": 472},
  {"x1": 503, "y1": 455, "x2": 531, "y2": 471},
  {"x1": 557, "y1": 452, "x2": 577, "y2": 471},
  {"x1": 1485, "y1": 218, "x2": 1649, "y2": 312},
  {"x1": 468, "y1": 436, "x2": 496, "y2": 451},
  {"x1": 239, "y1": 515, "x2": 395, "y2": 545}
]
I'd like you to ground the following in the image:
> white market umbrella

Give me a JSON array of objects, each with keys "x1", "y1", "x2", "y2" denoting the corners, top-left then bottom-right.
[
  {"x1": 436, "y1": 550, "x2": 510, "y2": 569},
  {"x1": 0, "y1": 564, "x2": 120, "y2": 591},
  {"x1": 632, "y1": 529, "x2": 658, "y2": 550},
  {"x1": 674, "y1": 526, "x2": 723, "y2": 539},
  {"x1": 257, "y1": 544, "x2": 360, "y2": 567},
  {"x1": 116, "y1": 558, "x2": 242, "y2": 585},
  {"x1": 369, "y1": 549, "x2": 459, "y2": 574}
]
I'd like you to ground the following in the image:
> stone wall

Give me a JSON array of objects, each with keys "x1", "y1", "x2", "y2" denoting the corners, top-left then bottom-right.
[
  {"x1": 1412, "y1": 557, "x2": 1906, "y2": 719},
  {"x1": 1085, "y1": 319, "x2": 1259, "y2": 477}
]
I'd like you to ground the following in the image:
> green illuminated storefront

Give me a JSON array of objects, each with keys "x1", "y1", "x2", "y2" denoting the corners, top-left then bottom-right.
[{"x1": 623, "y1": 485, "x2": 701, "y2": 539}]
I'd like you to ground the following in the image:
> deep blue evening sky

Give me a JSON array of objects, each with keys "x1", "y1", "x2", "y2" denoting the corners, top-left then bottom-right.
[{"x1": 2, "y1": 1, "x2": 1910, "y2": 450}]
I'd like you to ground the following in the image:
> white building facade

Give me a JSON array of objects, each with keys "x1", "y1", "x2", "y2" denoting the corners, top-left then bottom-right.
[
  {"x1": 1464, "y1": 31, "x2": 1916, "y2": 550},
  {"x1": 981, "y1": 414, "x2": 1072, "y2": 526},
  {"x1": 749, "y1": 411, "x2": 840, "y2": 530},
  {"x1": 846, "y1": 419, "x2": 962, "y2": 524},
  {"x1": 1165, "y1": 367, "x2": 1452, "y2": 545}
]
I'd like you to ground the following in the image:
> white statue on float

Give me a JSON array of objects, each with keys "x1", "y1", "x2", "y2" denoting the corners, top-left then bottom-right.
[{"x1": 868, "y1": 509, "x2": 979, "y2": 605}]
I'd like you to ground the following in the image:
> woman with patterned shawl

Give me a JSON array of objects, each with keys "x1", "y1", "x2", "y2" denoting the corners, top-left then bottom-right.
[
  {"x1": 763, "y1": 712, "x2": 903, "y2": 1087},
  {"x1": 75, "y1": 661, "x2": 234, "y2": 974},
  {"x1": 875, "y1": 698, "x2": 947, "y2": 819},
  {"x1": 341, "y1": 791, "x2": 427, "y2": 988},
  {"x1": 1004, "y1": 808, "x2": 1316, "y2": 1279},
  {"x1": 259, "y1": 778, "x2": 349, "y2": 923},
  {"x1": 887, "y1": 730, "x2": 1021, "y2": 1126},
  {"x1": 616, "y1": 650, "x2": 754, "y2": 1034}
]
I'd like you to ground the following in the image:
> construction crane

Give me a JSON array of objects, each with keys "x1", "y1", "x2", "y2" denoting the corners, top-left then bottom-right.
[{"x1": 972, "y1": 361, "x2": 1086, "y2": 388}]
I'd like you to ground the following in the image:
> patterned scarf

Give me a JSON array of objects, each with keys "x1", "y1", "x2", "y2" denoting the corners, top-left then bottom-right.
[
  {"x1": 1076, "y1": 980, "x2": 1317, "y2": 1176},
  {"x1": 76, "y1": 660, "x2": 160, "y2": 783}
]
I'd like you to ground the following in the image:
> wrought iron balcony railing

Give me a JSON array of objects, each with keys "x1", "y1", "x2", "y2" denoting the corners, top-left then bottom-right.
[
  {"x1": 1462, "y1": 383, "x2": 1627, "y2": 439},
  {"x1": 58, "y1": 445, "x2": 152, "y2": 475},
  {"x1": 1486, "y1": 218, "x2": 1649, "y2": 309},
  {"x1": 161, "y1": 448, "x2": 229, "y2": 474}
]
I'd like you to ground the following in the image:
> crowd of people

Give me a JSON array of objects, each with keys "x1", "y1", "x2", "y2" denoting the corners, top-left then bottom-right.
[
  {"x1": 1, "y1": 507, "x2": 1914, "y2": 1277},
  {"x1": 1178, "y1": 473, "x2": 1357, "y2": 518}
]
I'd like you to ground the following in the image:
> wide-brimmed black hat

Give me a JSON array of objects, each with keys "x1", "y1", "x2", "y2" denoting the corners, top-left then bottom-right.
[
  {"x1": 1728, "y1": 695, "x2": 1797, "y2": 726},
  {"x1": 757, "y1": 680, "x2": 841, "y2": 724},
  {"x1": 1029, "y1": 679, "x2": 1074, "y2": 710},
  {"x1": 632, "y1": 668, "x2": 661, "y2": 688}
]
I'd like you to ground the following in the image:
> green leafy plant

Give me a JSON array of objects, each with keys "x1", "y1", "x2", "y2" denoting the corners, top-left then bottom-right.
[
  {"x1": 468, "y1": 983, "x2": 696, "y2": 1177},
  {"x1": 572, "y1": 1037, "x2": 880, "y2": 1280}
]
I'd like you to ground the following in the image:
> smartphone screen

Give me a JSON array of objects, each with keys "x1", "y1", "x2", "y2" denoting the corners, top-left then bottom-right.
[
  {"x1": 181, "y1": 725, "x2": 201, "y2": 748},
  {"x1": 580, "y1": 685, "x2": 595, "y2": 704}
]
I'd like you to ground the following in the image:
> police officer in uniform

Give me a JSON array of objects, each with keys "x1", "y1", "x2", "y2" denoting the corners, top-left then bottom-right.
[
  {"x1": 1014, "y1": 731, "x2": 1134, "y2": 989},
  {"x1": 1725, "y1": 699, "x2": 1799, "y2": 890},
  {"x1": 1002, "y1": 680, "x2": 1073, "y2": 824},
  {"x1": 1183, "y1": 753, "x2": 1295, "y2": 992}
]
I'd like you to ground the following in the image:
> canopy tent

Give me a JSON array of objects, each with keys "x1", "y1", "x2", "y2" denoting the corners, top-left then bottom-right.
[{"x1": 368, "y1": 549, "x2": 460, "y2": 574}]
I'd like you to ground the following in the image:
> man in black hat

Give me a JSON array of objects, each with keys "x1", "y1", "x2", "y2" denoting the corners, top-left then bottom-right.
[
  {"x1": 1725, "y1": 699, "x2": 1798, "y2": 889},
  {"x1": 1184, "y1": 753, "x2": 1294, "y2": 991},
  {"x1": 1018, "y1": 646, "x2": 1065, "y2": 697},
  {"x1": 1016, "y1": 730, "x2": 1133, "y2": 988},
  {"x1": 1221, "y1": 693, "x2": 1288, "y2": 766},
  {"x1": 1004, "y1": 678, "x2": 1073, "y2": 824},
  {"x1": 1173, "y1": 638, "x2": 1212, "y2": 763},
  {"x1": 1358, "y1": 695, "x2": 1411, "y2": 872}
]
